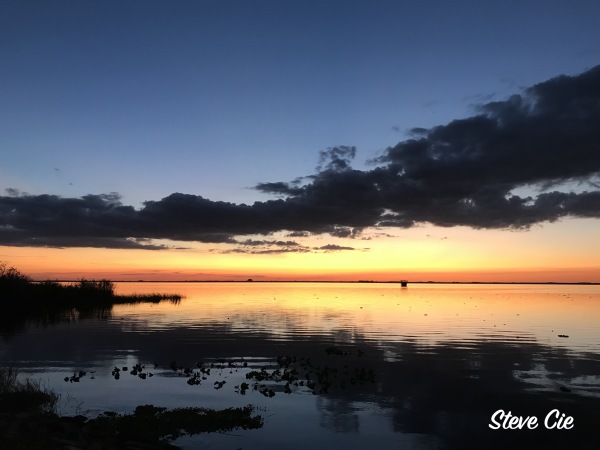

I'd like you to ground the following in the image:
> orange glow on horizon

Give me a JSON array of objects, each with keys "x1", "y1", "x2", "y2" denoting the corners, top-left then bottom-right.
[{"x1": 1, "y1": 219, "x2": 599, "y2": 283}]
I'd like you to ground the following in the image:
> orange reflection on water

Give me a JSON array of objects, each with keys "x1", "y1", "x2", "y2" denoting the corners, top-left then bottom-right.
[{"x1": 113, "y1": 282, "x2": 600, "y2": 354}]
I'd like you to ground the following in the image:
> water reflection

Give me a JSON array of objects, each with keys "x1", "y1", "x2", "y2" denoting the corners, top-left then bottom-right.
[
  {"x1": 0, "y1": 304, "x2": 114, "y2": 337},
  {"x1": 1, "y1": 282, "x2": 599, "y2": 449}
]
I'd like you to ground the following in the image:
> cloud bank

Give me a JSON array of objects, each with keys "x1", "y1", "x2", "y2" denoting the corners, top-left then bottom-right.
[{"x1": 2, "y1": 66, "x2": 600, "y2": 249}]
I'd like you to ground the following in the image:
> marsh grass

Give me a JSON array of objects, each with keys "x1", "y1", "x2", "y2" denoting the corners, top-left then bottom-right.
[
  {"x1": 0, "y1": 367, "x2": 58, "y2": 413},
  {"x1": 0, "y1": 262, "x2": 181, "y2": 334},
  {"x1": 0, "y1": 263, "x2": 182, "y2": 308}
]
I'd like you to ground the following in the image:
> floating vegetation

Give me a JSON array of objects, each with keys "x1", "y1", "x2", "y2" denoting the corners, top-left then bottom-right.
[
  {"x1": 259, "y1": 387, "x2": 276, "y2": 397},
  {"x1": 235, "y1": 382, "x2": 250, "y2": 395},
  {"x1": 110, "y1": 346, "x2": 377, "y2": 400},
  {"x1": 109, "y1": 363, "x2": 154, "y2": 381},
  {"x1": 64, "y1": 370, "x2": 87, "y2": 383},
  {"x1": 64, "y1": 346, "x2": 377, "y2": 403},
  {"x1": 239, "y1": 348, "x2": 375, "y2": 396}
]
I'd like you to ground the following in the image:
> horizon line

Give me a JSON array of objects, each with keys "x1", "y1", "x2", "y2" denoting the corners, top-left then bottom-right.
[{"x1": 31, "y1": 279, "x2": 600, "y2": 286}]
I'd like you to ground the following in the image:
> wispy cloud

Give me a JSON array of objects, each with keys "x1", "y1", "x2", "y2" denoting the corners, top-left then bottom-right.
[
  {"x1": 2, "y1": 66, "x2": 600, "y2": 249},
  {"x1": 220, "y1": 241, "x2": 359, "y2": 255}
]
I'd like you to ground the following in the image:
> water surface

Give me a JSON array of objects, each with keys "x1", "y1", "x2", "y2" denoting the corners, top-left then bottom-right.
[{"x1": 2, "y1": 282, "x2": 599, "y2": 449}]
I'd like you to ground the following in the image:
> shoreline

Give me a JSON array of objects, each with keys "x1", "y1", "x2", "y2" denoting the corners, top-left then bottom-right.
[{"x1": 34, "y1": 279, "x2": 600, "y2": 285}]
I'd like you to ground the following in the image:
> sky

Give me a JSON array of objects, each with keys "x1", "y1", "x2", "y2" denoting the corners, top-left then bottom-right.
[{"x1": 1, "y1": 0, "x2": 600, "y2": 282}]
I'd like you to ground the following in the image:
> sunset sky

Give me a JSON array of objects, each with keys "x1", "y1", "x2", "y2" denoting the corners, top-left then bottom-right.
[{"x1": 1, "y1": 1, "x2": 599, "y2": 282}]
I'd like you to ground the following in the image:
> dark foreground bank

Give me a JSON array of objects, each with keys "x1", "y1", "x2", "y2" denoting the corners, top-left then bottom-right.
[{"x1": 0, "y1": 367, "x2": 263, "y2": 450}]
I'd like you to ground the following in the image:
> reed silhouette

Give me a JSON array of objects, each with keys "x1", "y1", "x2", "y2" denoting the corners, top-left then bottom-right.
[{"x1": 0, "y1": 262, "x2": 181, "y2": 335}]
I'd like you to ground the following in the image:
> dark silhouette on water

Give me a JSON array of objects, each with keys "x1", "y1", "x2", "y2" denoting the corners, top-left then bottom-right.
[{"x1": 0, "y1": 262, "x2": 181, "y2": 336}]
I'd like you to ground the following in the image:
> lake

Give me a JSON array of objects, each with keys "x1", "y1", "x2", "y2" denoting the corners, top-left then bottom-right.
[{"x1": 1, "y1": 282, "x2": 599, "y2": 449}]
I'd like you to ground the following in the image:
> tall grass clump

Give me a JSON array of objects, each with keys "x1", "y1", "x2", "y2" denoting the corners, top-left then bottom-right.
[
  {"x1": 0, "y1": 262, "x2": 180, "y2": 309},
  {"x1": 1, "y1": 262, "x2": 114, "y2": 312},
  {"x1": 1, "y1": 262, "x2": 181, "y2": 334},
  {"x1": 73, "y1": 279, "x2": 115, "y2": 298},
  {"x1": 0, "y1": 367, "x2": 58, "y2": 413},
  {"x1": 0, "y1": 261, "x2": 32, "y2": 295}
]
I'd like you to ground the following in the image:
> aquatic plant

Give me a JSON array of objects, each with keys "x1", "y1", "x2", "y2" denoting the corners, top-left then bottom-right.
[
  {"x1": 239, "y1": 349, "x2": 375, "y2": 396},
  {"x1": 146, "y1": 348, "x2": 377, "y2": 399}
]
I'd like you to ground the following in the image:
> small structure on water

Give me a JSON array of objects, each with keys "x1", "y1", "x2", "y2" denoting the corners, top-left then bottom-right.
[{"x1": 400, "y1": 280, "x2": 408, "y2": 287}]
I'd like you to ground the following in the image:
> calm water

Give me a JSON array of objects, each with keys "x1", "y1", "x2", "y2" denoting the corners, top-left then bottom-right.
[{"x1": 2, "y1": 282, "x2": 600, "y2": 449}]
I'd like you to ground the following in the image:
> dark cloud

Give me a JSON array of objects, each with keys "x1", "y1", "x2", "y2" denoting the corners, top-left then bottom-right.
[
  {"x1": 221, "y1": 242, "x2": 358, "y2": 255},
  {"x1": 0, "y1": 192, "x2": 238, "y2": 249},
  {"x1": 239, "y1": 239, "x2": 303, "y2": 247},
  {"x1": 316, "y1": 244, "x2": 356, "y2": 252},
  {"x1": 221, "y1": 239, "x2": 354, "y2": 255},
  {"x1": 253, "y1": 182, "x2": 304, "y2": 197},
  {"x1": 2, "y1": 66, "x2": 600, "y2": 249},
  {"x1": 5, "y1": 188, "x2": 23, "y2": 197},
  {"x1": 320, "y1": 226, "x2": 363, "y2": 238},
  {"x1": 286, "y1": 231, "x2": 312, "y2": 238},
  {"x1": 223, "y1": 248, "x2": 309, "y2": 255},
  {"x1": 367, "y1": 66, "x2": 600, "y2": 228},
  {"x1": 222, "y1": 244, "x2": 311, "y2": 255},
  {"x1": 254, "y1": 176, "x2": 309, "y2": 197},
  {"x1": 223, "y1": 238, "x2": 311, "y2": 254},
  {"x1": 0, "y1": 233, "x2": 171, "y2": 250},
  {"x1": 316, "y1": 145, "x2": 357, "y2": 172}
]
